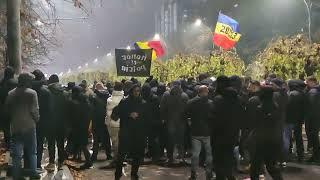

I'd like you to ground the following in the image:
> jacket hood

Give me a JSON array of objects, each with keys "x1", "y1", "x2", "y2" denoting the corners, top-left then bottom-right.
[
  {"x1": 170, "y1": 85, "x2": 183, "y2": 96},
  {"x1": 221, "y1": 87, "x2": 238, "y2": 99},
  {"x1": 112, "y1": 90, "x2": 124, "y2": 97},
  {"x1": 48, "y1": 82, "x2": 64, "y2": 94}
]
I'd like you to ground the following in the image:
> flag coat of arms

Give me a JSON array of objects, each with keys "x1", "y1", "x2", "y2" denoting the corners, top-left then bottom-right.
[{"x1": 213, "y1": 13, "x2": 241, "y2": 50}]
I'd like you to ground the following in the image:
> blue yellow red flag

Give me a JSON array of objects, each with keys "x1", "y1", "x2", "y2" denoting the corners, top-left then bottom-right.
[{"x1": 213, "y1": 13, "x2": 241, "y2": 50}]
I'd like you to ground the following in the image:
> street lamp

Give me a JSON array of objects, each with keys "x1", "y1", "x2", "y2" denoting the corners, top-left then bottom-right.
[
  {"x1": 85, "y1": 63, "x2": 89, "y2": 67},
  {"x1": 94, "y1": 58, "x2": 98, "y2": 63},
  {"x1": 126, "y1": 46, "x2": 131, "y2": 50},
  {"x1": 195, "y1": 19, "x2": 202, "y2": 27},
  {"x1": 78, "y1": 66, "x2": 82, "y2": 70},
  {"x1": 153, "y1": 33, "x2": 161, "y2": 40}
]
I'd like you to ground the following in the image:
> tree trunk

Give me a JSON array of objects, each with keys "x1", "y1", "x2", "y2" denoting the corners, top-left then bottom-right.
[{"x1": 7, "y1": 0, "x2": 21, "y2": 74}]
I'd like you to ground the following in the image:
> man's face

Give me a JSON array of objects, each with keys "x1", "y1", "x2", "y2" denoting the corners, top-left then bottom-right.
[
  {"x1": 248, "y1": 83, "x2": 259, "y2": 93},
  {"x1": 96, "y1": 84, "x2": 103, "y2": 91},
  {"x1": 132, "y1": 87, "x2": 141, "y2": 98},
  {"x1": 306, "y1": 80, "x2": 316, "y2": 88},
  {"x1": 198, "y1": 86, "x2": 209, "y2": 97}
]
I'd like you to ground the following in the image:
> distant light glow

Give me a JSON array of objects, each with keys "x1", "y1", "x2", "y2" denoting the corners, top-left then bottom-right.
[
  {"x1": 67, "y1": 69, "x2": 71, "y2": 73},
  {"x1": 35, "y1": 19, "x2": 43, "y2": 26},
  {"x1": 234, "y1": 4, "x2": 239, "y2": 8},
  {"x1": 107, "y1": 52, "x2": 112, "y2": 56},
  {"x1": 195, "y1": 19, "x2": 202, "y2": 27},
  {"x1": 94, "y1": 58, "x2": 98, "y2": 63},
  {"x1": 85, "y1": 63, "x2": 89, "y2": 67},
  {"x1": 183, "y1": 14, "x2": 188, "y2": 18},
  {"x1": 126, "y1": 46, "x2": 131, "y2": 50},
  {"x1": 153, "y1": 33, "x2": 161, "y2": 40},
  {"x1": 78, "y1": 66, "x2": 82, "y2": 69},
  {"x1": 96, "y1": 46, "x2": 100, "y2": 49}
]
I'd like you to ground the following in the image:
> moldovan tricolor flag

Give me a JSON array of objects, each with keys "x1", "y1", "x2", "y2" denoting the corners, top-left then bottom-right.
[
  {"x1": 134, "y1": 41, "x2": 165, "y2": 60},
  {"x1": 213, "y1": 13, "x2": 241, "y2": 50}
]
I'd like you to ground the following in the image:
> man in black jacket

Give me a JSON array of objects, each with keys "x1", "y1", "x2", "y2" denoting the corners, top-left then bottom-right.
[
  {"x1": 211, "y1": 76, "x2": 242, "y2": 180},
  {"x1": 142, "y1": 83, "x2": 161, "y2": 162},
  {"x1": 305, "y1": 76, "x2": 320, "y2": 163},
  {"x1": 46, "y1": 75, "x2": 68, "y2": 170},
  {"x1": 115, "y1": 84, "x2": 148, "y2": 180},
  {"x1": 31, "y1": 70, "x2": 53, "y2": 169},
  {"x1": 286, "y1": 80, "x2": 306, "y2": 161},
  {"x1": 185, "y1": 85, "x2": 213, "y2": 180},
  {"x1": 0, "y1": 67, "x2": 17, "y2": 148},
  {"x1": 91, "y1": 82, "x2": 112, "y2": 161}
]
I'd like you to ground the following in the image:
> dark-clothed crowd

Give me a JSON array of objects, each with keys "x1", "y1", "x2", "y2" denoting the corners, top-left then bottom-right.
[{"x1": 1, "y1": 67, "x2": 320, "y2": 180}]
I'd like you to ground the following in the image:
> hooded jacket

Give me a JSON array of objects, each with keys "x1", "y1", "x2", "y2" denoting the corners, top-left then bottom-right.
[
  {"x1": 48, "y1": 82, "x2": 67, "y2": 132},
  {"x1": 106, "y1": 90, "x2": 124, "y2": 128},
  {"x1": 32, "y1": 80, "x2": 52, "y2": 132},
  {"x1": 212, "y1": 87, "x2": 243, "y2": 145},
  {"x1": 185, "y1": 96, "x2": 213, "y2": 136},
  {"x1": 305, "y1": 85, "x2": 320, "y2": 127},
  {"x1": 160, "y1": 85, "x2": 189, "y2": 125},
  {"x1": 286, "y1": 80, "x2": 306, "y2": 124}
]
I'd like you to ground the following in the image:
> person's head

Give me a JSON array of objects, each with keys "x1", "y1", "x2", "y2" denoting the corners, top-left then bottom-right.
[
  {"x1": 198, "y1": 85, "x2": 209, "y2": 97},
  {"x1": 48, "y1": 74, "x2": 59, "y2": 84},
  {"x1": 32, "y1": 69, "x2": 45, "y2": 81},
  {"x1": 215, "y1": 75, "x2": 230, "y2": 94},
  {"x1": 18, "y1": 73, "x2": 34, "y2": 88},
  {"x1": 259, "y1": 86, "x2": 274, "y2": 103},
  {"x1": 270, "y1": 78, "x2": 283, "y2": 91},
  {"x1": 81, "y1": 80, "x2": 88, "y2": 88},
  {"x1": 72, "y1": 86, "x2": 82, "y2": 99},
  {"x1": 149, "y1": 79, "x2": 158, "y2": 88},
  {"x1": 306, "y1": 76, "x2": 318, "y2": 89},
  {"x1": 95, "y1": 82, "x2": 105, "y2": 91},
  {"x1": 4, "y1": 67, "x2": 15, "y2": 80},
  {"x1": 248, "y1": 80, "x2": 261, "y2": 93},
  {"x1": 198, "y1": 73, "x2": 209, "y2": 82},
  {"x1": 141, "y1": 83, "x2": 151, "y2": 99},
  {"x1": 67, "y1": 82, "x2": 76, "y2": 91},
  {"x1": 129, "y1": 84, "x2": 141, "y2": 98},
  {"x1": 230, "y1": 75, "x2": 242, "y2": 92},
  {"x1": 157, "y1": 83, "x2": 166, "y2": 96},
  {"x1": 114, "y1": 81, "x2": 123, "y2": 91}
]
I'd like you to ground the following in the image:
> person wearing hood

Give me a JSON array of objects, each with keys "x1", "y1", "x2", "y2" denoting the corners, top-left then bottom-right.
[
  {"x1": 250, "y1": 86, "x2": 283, "y2": 180},
  {"x1": 31, "y1": 69, "x2": 53, "y2": 169},
  {"x1": 305, "y1": 76, "x2": 320, "y2": 163},
  {"x1": 270, "y1": 78, "x2": 288, "y2": 165},
  {"x1": 105, "y1": 81, "x2": 124, "y2": 167},
  {"x1": 211, "y1": 76, "x2": 242, "y2": 180},
  {"x1": 285, "y1": 80, "x2": 306, "y2": 162},
  {"x1": 91, "y1": 82, "x2": 112, "y2": 161},
  {"x1": 0, "y1": 67, "x2": 17, "y2": 148},
  {"x1": 156, "y1": 83, "x2": 168, "y2": 159},
  {"x1": 142, "y1": 83, "x2": 161, "y2": 162},
  {"x1": 160, "y1": 80, "x2": 189, "y2": 164},
  {"x1": 69, "y1": 86, "x2": 93, "y2": 169},
  {"x1": 114, "y1": 84, "x2": 147, "y2": 180},
  {"x1": 185, "y1": 85, "x2": 213, "y2": 180},
  {"x1": 46, "y1": 74, "x2": 68, "y2": 170}
]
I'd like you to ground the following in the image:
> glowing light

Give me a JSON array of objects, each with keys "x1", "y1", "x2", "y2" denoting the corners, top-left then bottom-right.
[
  {"x1": 85, "y1": 63, "x2": 89, "y2": 67},
  {"x1": 67, "y1": 69, "x2": 71, "y2": 73},
  {"x1": 195, "y1": 19, "x2": 202, "y2": 27},
  {"x1": 126, "y1": 46, "x2": 131, "y2": 50},
  {"x1": 94, "y1": 58, "x2": 98, "y2": 63},
  {"x1": 35, "y1": 19, "x2": 43, "y2": 26},
  {"x1": 153, "y1": 33, "x2": 161, "y2": 40},
  {"x1": 107, "y1": 52, "x2": 112, "y2": 56},
  {"x1": 78, "y1": 66, "x2": 82, "y2": 69}
]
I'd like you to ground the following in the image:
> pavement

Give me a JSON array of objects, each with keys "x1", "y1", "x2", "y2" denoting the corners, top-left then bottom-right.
[{"x1": 71, "y1": 152, "x2": 320, "y2": 180}]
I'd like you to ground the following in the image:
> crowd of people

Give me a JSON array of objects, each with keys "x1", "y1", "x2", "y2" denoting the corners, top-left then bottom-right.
[{"x1": 0, "y1": 66, "x2": 320, "y2": 180}]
